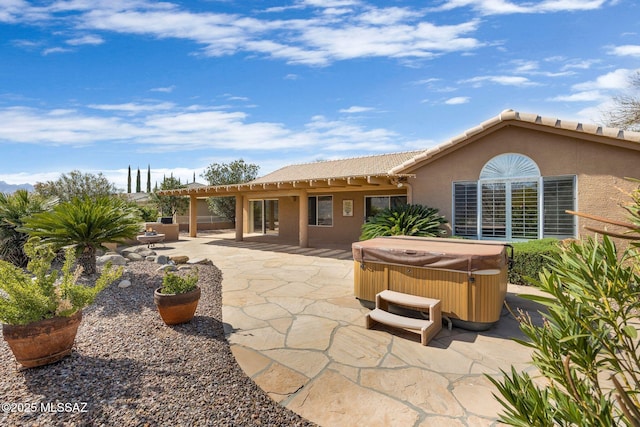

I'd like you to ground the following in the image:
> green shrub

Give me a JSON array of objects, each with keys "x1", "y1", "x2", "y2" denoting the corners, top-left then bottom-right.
[
  {"x1": 0, "y1": 238, "x2": 122, "y2": 325},
  {"x1": 161, "y1": 269, "x2": 199, "y2": 294},
  {"x1": 360, "y1": 204, "x2": 447, "y2": 241},
  {"x1": 490, "y1": 236, "x2": 640, "y2": 426},
  {"x1": 508, "y1": 238, "x2": 561, "y2": 285}
]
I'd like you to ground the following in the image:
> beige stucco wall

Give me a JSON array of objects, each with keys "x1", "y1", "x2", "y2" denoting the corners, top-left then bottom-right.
[
  {"x1": 408, "y1": 125, "x2": 640, "y2": 239},
  {"x1": 273, "y1": 189, "x2": 407, "y2": 247}
]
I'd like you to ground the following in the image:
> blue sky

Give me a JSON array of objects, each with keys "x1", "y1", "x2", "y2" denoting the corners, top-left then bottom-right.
[{"x1": 1, "y1": 0, "x2": 639, "y2": 191}]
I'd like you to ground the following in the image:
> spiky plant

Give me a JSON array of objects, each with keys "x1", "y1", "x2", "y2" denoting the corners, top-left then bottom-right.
[
  {"x1": 360, "y1": 204, "x2": 447, "y2": 241},
  {"x1": 23, "y1": 196, "x2": 142, "y2": 275},
  {"x1": 0, "y1": 190, "x2": 52, "y2": 267}
]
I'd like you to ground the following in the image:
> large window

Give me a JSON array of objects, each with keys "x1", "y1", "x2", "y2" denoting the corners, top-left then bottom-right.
[
  {"x1": 452, "y1": 154, "x2": 575, "y2": 240},
  {"x1": 453, "y1": 182, "x2": 477, "y2": 237},
  {"x1": 365, "y1": 195, "x2": 407, "y2": 219},
  {"x1": 543, "y1": 177, "x2": 576, "y2": 238},
  {"x1": 308, "y1": 196, "x2": 333, "y2": 226}
]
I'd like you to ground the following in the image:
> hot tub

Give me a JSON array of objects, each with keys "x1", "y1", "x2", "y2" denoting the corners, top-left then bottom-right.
[{"x1": 352, "y1": 236, "x2": 512, "y2": 330}]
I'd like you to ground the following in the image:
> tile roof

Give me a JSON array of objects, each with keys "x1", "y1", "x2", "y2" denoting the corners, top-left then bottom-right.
[
  {"x1": 390, "y1": 109, "x2": 640, "y2": 174},
  {"x1": 250, "y1": 151, "x2": 424, "y2": 184}
]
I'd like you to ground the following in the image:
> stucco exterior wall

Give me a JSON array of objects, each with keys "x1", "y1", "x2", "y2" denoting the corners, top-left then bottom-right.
[
  {"x1": 273, "y1": 189, "x2": 408, "y2": 247},
  {"x1": 408, "y1": 125, "x2": 640, "y2": 239}
]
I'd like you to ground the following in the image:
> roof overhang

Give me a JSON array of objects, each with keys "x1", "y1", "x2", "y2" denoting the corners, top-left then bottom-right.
[{"x1": 157, "y1": 173, "x2": 415, "y2": 198}]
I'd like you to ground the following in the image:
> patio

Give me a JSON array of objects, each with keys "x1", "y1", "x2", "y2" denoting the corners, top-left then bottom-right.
[{"x1": 159, "y1": 233, "x2": 546, "y2": 426}]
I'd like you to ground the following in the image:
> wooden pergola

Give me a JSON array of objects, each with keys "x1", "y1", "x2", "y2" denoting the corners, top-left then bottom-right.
[{"x1": 158, "y1": 173, "x2": 413, "y2": 248}]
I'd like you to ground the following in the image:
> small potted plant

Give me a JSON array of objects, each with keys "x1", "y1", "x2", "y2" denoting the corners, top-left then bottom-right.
[
  {"x1": 154, "y1": 268, "x2": 200, "y2": 325},
  {"x1": 0, "y1": 238, "x2": 122, "y2": 368}
]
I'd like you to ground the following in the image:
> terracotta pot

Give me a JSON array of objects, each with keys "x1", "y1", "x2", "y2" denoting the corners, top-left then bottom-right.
[
  {"x1": 2, "y1": 310, "x2": 82, "y2": 369},
  {"x1": 154, "y1": 287, "x2": 201, "y2": 325}
]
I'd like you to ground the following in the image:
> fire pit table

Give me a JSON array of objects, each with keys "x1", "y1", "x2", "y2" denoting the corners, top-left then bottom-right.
[{"x1": 136, "y1": 233, "x2": 165, "y2": 248}]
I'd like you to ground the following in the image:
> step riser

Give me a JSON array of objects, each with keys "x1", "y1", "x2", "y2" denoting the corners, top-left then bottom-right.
[{"x1": 367, "y1": 290, "x2": 443, "y2": 346}]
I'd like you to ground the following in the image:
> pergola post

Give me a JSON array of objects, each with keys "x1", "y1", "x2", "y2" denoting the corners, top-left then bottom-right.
[
  {"x1": 235, "y1": 194, "x2": 243, "y2": 242},
  {"x1": 298, "y1": 189, "x2": 308, "y2": 248},
  {"x1": 189, "y1": 195, "x2": 197, "y2": 238}
]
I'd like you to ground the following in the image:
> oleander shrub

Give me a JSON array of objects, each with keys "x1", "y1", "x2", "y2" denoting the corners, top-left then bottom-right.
[
  {"x1": 507, "y1": 238, "x2": 561, "y2": 285},
  {"x1": 490, "y1": 183, "x2": 640, "y2": 426}
]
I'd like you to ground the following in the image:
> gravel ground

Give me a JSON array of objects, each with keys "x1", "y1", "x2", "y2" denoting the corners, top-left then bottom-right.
[{"x1": 0, "y1": 261, "x2": 316, "y2": 427}]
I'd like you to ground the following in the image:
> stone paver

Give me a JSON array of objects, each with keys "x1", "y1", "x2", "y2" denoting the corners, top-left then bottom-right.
[{"x1": 158, "y1": 233, "x2": 546, "y2": 427}]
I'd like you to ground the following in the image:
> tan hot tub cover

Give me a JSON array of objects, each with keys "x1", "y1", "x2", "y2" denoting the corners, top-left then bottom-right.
[{"x1": 352, "y1": 236, "x2": 509, "y2": 273}]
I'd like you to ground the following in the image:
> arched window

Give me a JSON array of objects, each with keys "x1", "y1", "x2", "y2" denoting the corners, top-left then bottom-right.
[
  {"x1": 453, "y1": 154, "x2": 575, "y2": 240},
  {"x1": 479, "y1": 153, "x2": 540, "y2": 180}
]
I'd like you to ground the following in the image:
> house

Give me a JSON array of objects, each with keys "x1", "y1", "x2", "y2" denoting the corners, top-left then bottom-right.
[{"x1": 159, "y1": 110, "x2": 640, "y2": 248}]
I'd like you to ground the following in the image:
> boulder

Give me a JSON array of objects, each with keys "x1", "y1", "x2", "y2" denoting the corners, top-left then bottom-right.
[
  {"x1": 118, "y1": 279, "x2": 132, "y2": 288},
  {"x1": 155, "y1": 255, "x2": 169, "y2": 265},
  {"x1": 125, "y1": 252, "x2": 145, "y2": 262},
  {"x1": 96, "y1": 254, "x2": 128, "y2": 266},
  {"x1": 156, "y1": 264, "x2": 176, "y2": 272},
  {"x1": 187, "y1": 258, "x2": 214, "y2": 266},
  {"x1": 170, "y1": 255, "x2": 189, "y2": 264}
]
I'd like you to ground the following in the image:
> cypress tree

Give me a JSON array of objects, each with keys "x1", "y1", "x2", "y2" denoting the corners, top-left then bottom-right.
[
  {"x1": 146, "y1": 165, "x2": 151, "y2": 193},
  {"x1": 127, "y1": 166, "x2": 132, "y2": 193},
  {"x1": 136, "y1": 168, "x2": 141, "y2": 193}
]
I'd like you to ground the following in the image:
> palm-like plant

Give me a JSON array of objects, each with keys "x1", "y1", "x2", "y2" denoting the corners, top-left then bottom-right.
[
  {"x1": 0, "y1": 190, "x2": 51, "y2": 267},
  {"x1": 360, "y1": 204, "x2": 447, "y2": 241},
  {"x1": 23, "y1": 196, "x2": 142, "y2": 274}
]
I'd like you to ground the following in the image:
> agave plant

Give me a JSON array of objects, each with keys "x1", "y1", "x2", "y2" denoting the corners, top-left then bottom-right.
[
  {"x1": 360, "y1": 204, "x2": 447, "y2": 241},
  {"x1": 23, "y1": 196, "x2": 142, "y2": 275},
  {"x1": 0, "y1": 190, "x2": 52, "y2": 267}
]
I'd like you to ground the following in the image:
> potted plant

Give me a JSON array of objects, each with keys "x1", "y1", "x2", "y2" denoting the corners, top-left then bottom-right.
[
  {"x1": 0, "y1": 238, "x2": 122, "y2": 368},
  {"x1": 154, "y1": 268, "x2": 200, "y2": 325}
]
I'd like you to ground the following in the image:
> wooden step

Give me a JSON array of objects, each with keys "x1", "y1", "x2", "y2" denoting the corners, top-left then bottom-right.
[
  {"x1": 376, "y1": 290, "x2": 440, "y2": 312},
  {"x1": 366, "y1": 308, "x2": 440, "y2": 346}
]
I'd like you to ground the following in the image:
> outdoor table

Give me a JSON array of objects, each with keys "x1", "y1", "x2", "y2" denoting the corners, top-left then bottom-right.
[{"x1": 136, "y1": 233, "x2": 165, "y2": 248}]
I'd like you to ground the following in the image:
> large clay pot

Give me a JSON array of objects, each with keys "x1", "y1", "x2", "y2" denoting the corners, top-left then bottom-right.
[
  {"x1": 154, "y1": 287, "x2": 201, "y2": 325},
  {"x1": 2, "y1": 310, "x2": 82, "y2": 369}
]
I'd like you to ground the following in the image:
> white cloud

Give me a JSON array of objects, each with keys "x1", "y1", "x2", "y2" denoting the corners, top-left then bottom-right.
[
  {"x1": 66, "y1": 34, "x2": 104, "y2": 45},
  {"x1": 433, "y1": 0, "x2": 606, "y2": 15},
  {"x1": 339, "y1": 106, "x2": 374, "y2": 113},
  {"x1": 610, "y1": 45, "x2": 640, "y2": 57},
  {"x1": 88, "y1": 102, "x2": 176, "y2": 113},
  {"x1": 150, "y1": 86, "x2": 176, "y2": 93},
  {"x1": 3, "y1": 1, "x2": 485, "y2": 66},
  {"x1": 42, "y1": 46, "x2": 71, "y2": 55},
  {"x1": 461, "y1": 75, "x2": 539, "y2": 87},
  {"x1": 548, "y1": 90, "x2": 605, "y2": 102},
  {"x1": 0, "y1": 103, "x2": 405, "y2": 154},
  {"x1": 444, "y1": 96, "x2": 470, "y2": 105},
  {"x1": 572, "y1": 68, "x2": 638, "y2": 91}
]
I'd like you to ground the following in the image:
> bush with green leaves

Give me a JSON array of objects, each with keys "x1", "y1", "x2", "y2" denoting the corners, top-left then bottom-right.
[
  {"x1": 360, "y1": 204, "x2": 447, "y2": 241},
  {"x1": 489, "y1": 186, "x2": 640, "y2": 426},
  {"x1": 0, "y1": 238, "x2": 122, "y2": 325},
  {"x1": 0, "y1": 190, "x2": 52, "y2": 267},
  {"x1": 507, "y1": 238, "x2": 561, "y2": 285},
  {"x1": 160, "y1": 269, "x2": 199, "y2": 294},
  {"x1": 23, "y1": 196, "x2": 142, "y2": 275}
]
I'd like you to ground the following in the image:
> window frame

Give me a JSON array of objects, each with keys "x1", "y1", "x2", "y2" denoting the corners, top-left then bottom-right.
[
  {"x1": 364, "y1": 195, "x2": 408, "y2": 221},
  {"x1": 452, "y1": 155, "x2": 576, "y2": 241},
  {"x1": 308, "y1": 195, "x2": 333, "y2": 227}
]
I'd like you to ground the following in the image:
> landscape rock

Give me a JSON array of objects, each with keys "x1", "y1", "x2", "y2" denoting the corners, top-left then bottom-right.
[
  {"x1": 125, "y1": 253, "x2": 145, "y2": 262},
  {"x1": 118, "y1": 279, "x2": 132, "y2": 288},
  {"x1": 188, "y1": 257, "x2": 214, "y2": 266},
  {"x1": 156, "y1": 264, "x2": 176, "y2": 272},
  {"x1": 170, "y1": 255, "x2": 189, "y2": 264},
  {"x1": 97, "y1": 254, "x2": 128, "y2": 266},
  {"x1": 155, "y1": 255, "x2": 169, "y2": 265}
]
